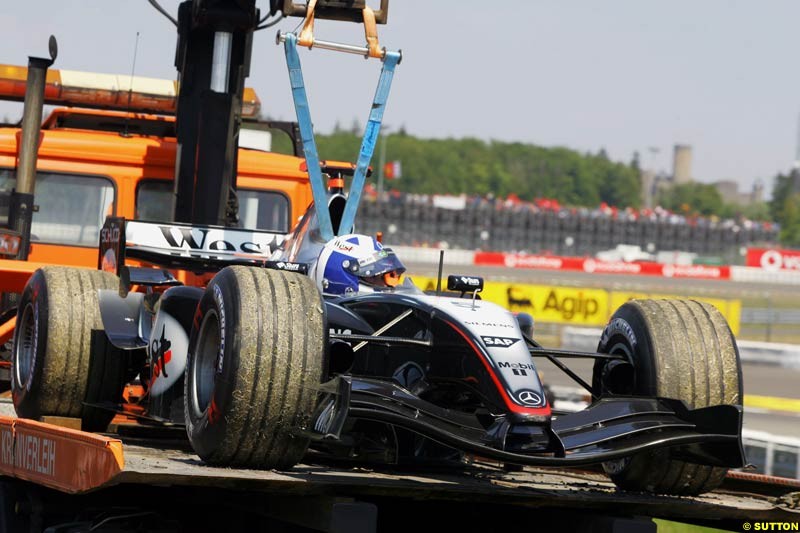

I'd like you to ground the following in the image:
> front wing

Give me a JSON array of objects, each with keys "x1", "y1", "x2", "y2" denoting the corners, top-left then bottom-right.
[{"x1": 309, "y1": 376, "x2": 745, "y2": 468}]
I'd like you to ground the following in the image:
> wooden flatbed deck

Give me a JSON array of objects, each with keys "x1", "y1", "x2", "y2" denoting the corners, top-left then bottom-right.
[
  {"x1": 1, "y1": 398, "x2": 797, "y2": 529},
  {"x1": 117, "y1": 441, "x2": 797, "y2": 521}
]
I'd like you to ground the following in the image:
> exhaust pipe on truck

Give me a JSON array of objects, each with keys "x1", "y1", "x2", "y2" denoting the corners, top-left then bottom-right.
[{"x1": 8, "y1": 36, "x2": 57, "y2": 260}]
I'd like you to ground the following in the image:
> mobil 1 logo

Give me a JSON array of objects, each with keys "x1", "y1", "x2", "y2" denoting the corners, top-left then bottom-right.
[
  {"x1": 498, "y1": 361, "x2": 534, "y2": 377},
  {"x1": 481, "y1": 336, "x2": 521, "y2": 348}
]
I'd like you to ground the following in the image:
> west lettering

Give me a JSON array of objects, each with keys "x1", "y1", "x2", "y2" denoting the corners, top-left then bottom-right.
[
  {"x1": 208, "y1": 239, "x2": 236, "y2": 251},
  {"x1": 159, "y1": 227, "x2": 209, "y2": 249},
  {"x1": 241, "y1": 242, "x2": 265, "y2": 254}
]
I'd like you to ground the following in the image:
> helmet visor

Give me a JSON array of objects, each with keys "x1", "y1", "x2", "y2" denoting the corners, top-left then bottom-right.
[{"x1": 355, "y1": 249, "x2": 406, "y2": 280}]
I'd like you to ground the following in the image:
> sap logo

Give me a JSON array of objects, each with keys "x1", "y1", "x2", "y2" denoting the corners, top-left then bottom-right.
[{"x1": 481, "y1": 336, "x2": 521, "y2": 348}]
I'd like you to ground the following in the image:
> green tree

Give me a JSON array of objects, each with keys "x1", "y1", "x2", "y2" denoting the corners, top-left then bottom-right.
[
  {"x1": 658, "y1": 183, "x2": 724, "y2": 216},
  {"x1": 311, "y1": 130, "x2": 641, "y2": 207},
  {"x1": 769, "y1": 172, "x2": 800, "y2": 246},
  {"x1": 720, "y1": 201, "x2": 771, "y2": 222},
  {"x1": 777, "y1": 194, "x2": 800, "y2": 246}
]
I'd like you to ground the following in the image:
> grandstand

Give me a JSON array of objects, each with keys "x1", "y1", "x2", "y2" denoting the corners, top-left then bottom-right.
[{"x1": 359, "y1": 191, "x2": 779, "y2": 262}]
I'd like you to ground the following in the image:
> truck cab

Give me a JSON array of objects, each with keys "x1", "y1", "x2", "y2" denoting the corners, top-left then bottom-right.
[{"x1": 0, "y1": 106, "x2": 313, "y2": 269}]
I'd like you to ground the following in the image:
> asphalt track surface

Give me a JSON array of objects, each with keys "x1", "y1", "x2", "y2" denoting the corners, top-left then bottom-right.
[{"x1": 406, "y1": 261, "x2": 800, "y2": 439}]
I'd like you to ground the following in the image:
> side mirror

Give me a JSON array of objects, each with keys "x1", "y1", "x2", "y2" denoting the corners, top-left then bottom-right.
[{"x1": 447, "y1": 275, "x2": 484, "y2": 293}]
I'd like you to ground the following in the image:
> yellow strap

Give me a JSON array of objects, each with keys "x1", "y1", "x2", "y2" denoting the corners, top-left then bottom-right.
[
  {"x1": 298, "y1": 0, "x2": 317, "y2": 48},
  {"x1": 362, "y1": 6, "x2": 382, "y2": 58}
]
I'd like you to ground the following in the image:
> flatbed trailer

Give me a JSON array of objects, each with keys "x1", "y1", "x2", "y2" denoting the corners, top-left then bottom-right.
[{"x1": 0, "y1": 401, "x2": 796, "y2": 532}]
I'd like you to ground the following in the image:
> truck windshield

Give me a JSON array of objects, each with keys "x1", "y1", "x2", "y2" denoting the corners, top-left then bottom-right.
[
  {"x1": 0, "y1": 169, "x2": 114, "y2": 247},
  {"x1": 136, "y1": 180, "x2": 290, "y2": 233}
]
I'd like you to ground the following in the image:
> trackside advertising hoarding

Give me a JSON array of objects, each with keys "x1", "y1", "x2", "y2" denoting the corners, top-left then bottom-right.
[
  {"x1": 475, "y1": 252, "x2": 730, "y2": 280},
  {"x1": 411, "y1": 276, "x2": 740, "y2": 334},
  {"x1": 746, "y1": 248, "x2": 800, "y2": 272}
]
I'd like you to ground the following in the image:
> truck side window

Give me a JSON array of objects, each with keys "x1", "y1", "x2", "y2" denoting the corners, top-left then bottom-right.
[
  {"x1": 237, "y1": 189, "x2": 289, "y2": 233},
  {"x1": 0, "y1": 171, "x2": 11, "y2": 226},
  {"x1": 136, "y1": 180, "x2": 290, "y2": 233},
  {"x1": 0, "y1": 169, "x2": 115, "y2": 247},
  {"x1": 135, "y1": 180, "x2": 173, "y2": 224}
]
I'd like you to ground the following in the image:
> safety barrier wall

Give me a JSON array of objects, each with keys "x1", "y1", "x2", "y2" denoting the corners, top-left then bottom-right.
[
  {"x1": 731, "y1": 266, "x2": 800, "y2": 285},
  {"x1": 474, "y1": 252, "x2": 732, "y2": 280},
  {"x1": 394, "y1": 246, "x2": 800, "y2": 286}
]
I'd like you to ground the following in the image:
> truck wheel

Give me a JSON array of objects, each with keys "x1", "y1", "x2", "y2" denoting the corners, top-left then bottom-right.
[
  {"x1": 12, "y1": 267, "x2": 126, "y2": 431},
  {"x1": 593, "y1": 299, "x2": 742, "y2": 495},
  {"x1": 185, "y1": 266, "x2": 325, "y2": 469}
]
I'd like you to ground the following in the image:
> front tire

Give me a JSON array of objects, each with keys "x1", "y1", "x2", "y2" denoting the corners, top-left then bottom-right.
[
  {"x1": 593, "y1": 299, "x2": 742, "y2": 495},
  {"x1": 184, "y1": 266, "x2": 325, "y2": 469},
  {"x1": 12, "y1": 267, "x2": 126, "y2": 431}
]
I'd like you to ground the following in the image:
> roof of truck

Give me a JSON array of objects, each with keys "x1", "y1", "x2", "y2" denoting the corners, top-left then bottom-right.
[{"x1": 0, "y1": 108, "x2": 310, "y2": 180}]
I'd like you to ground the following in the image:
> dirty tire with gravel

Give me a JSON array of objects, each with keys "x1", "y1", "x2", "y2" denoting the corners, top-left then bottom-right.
[
  {"x1": 12, "y1": 266, "x2": 126, "y2": 431},
  {"x1": 593, "y1": 299, "x2": 742, "y2": 496},
  {"x1": 185, "y1": 266, "x2": 325, "y2": 469}
]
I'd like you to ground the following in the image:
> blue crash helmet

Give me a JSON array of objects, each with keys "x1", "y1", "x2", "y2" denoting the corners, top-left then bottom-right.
[{"x1": 313, "y1": 234, "x2": 406, "y2": 296}]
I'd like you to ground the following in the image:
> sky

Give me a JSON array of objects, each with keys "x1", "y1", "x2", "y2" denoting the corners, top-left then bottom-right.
[{"x1": 2, "y1": 1, "x2": 800, "y2": 197}]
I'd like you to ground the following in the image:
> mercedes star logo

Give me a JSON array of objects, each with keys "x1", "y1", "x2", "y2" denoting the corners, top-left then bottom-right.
[{"x1": 517, "y1": 390, "x2": 542, "y2": 406}]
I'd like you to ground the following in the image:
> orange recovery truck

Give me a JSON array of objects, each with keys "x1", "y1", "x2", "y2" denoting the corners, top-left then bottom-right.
[{"x1": 0, "y1": 69, "x2": 317, "y2": 381}]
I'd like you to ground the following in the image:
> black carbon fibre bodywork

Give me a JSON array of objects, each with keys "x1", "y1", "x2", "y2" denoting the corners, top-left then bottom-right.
[{"x1": 313, "y1": 292, "x2": 746, "y2": 469}]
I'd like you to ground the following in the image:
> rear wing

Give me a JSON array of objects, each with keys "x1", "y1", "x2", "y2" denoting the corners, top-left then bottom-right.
[{"x1": 98, "y1": 217, "x2": 306, "y2": 275}]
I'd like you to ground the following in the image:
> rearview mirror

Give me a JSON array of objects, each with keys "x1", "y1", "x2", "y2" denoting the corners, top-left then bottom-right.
[{"x1": 447, "y1": 275, "x2": 484, "y2": 293}]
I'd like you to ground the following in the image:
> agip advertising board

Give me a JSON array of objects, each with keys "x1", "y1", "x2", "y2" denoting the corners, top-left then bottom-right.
[{"x1": 411, "y1": 276, "x2": 740, "y2": 335}]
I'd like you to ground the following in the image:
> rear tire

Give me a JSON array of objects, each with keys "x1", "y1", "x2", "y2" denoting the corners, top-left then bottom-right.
[
  {"x1": 12, "y1": 267, "x2": 126, "y2": 432},
  {"x1": 185, "y1": 266, "x2": 325, "y2": 469},
  {"x1": 593, "y1": 299, "x2": 742, "y2": 495}
]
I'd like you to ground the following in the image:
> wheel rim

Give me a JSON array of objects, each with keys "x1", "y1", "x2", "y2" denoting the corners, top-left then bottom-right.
[
  {"x1": 600, "y1": 341, "x2": 636, "y2": 474},
  {"x1": 191, "y1": 310, "x2": 220, "y2": 418},
  {"x1": 14, "y1": 302, "x2": 36, "y2": 390},
  {"x1": 600, "y1": 340, "x2": 635, "y2": 395},
  {"x1": 606, "y1": 340, "x2": 632, "y2": 360}
]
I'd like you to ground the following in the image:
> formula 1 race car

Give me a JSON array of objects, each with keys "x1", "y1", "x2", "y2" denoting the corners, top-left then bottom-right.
[{"x1": 10, "y1": 183, "x2": 745, "y2": 496}]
